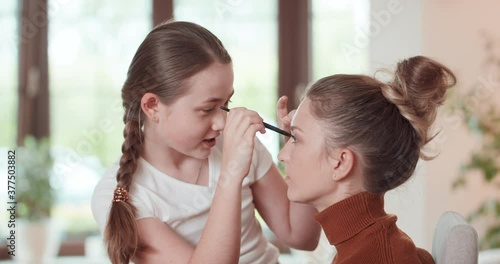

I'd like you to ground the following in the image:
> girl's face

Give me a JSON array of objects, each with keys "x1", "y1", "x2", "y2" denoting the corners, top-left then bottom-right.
[
  {"x1": 155, "y1": 63, "x2": 234, "y2": 159},
  {"x1": 278, "y1": 98, "x2": 337, "y2": 209}
]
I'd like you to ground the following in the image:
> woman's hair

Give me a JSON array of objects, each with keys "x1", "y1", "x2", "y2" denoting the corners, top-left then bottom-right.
[
  {"x1": 306, "y1": 56, "x2": 456, "y2": 193},
  {"x1": 105, "y1": 21, "x2": 231, "y2": 264}
]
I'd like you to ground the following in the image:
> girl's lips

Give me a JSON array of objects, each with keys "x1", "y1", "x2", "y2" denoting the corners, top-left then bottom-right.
[{"x1": 202, "y1": 138, "x2": 216, "y2": 148}]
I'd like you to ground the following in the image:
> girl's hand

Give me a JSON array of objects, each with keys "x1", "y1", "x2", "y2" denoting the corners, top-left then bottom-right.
[
  {"x1": 221, "y1": 107, "x2": 266, "y2": 183},
  {"x1": 277, "y1": 96, "x2": 296, "y2": 142}
]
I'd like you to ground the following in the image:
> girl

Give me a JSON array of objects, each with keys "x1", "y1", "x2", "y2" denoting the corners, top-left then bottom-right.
[
  {"x1": 91, "y1": 21, "x2": 320, "y2": 264},
  {"x1": 277, "y1": 56, "x2": 456, "y2": 264}
]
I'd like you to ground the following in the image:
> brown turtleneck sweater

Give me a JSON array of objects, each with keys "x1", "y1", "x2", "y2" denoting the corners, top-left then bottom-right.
[{"x1": 314, "y1": 192, "x2": 435, "y2": 264}]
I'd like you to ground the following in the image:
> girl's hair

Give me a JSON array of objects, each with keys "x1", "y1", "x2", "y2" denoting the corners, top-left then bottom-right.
[
  {"x1": 306, "y1": 56, "x2": 456, "y2": 193},
  {"x1": 105, "y1": 21, "x2": 231, "y2": 264}
]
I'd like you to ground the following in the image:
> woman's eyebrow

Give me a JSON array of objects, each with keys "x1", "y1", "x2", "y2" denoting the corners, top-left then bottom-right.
[{"x1": 290, "y1": 126, "x2": 303, "y2": 133}]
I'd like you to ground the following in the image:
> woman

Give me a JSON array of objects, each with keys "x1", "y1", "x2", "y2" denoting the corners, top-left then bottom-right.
[{"x1": 277, "y1": 56, "x2": 456, "y2": 264}]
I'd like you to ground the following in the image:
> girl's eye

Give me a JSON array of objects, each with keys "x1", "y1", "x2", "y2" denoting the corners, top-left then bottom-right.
[
  {"x1": 290, "y1": 135, "x2": 297, "y2": 144},
  {"x1": 202, "y1": 100, "x2": 231, "y2": 113},
  {"x1": 202, "y1": 108, "x2": 215, "y2": 113}
]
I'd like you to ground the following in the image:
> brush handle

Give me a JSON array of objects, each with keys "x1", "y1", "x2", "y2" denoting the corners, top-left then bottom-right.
[
  {"x1": 220, "y1": 106, "x2": 293, "y2": 138},
  {"x1": 262, "y1": 123, "x2": 293, "y2": 138}
]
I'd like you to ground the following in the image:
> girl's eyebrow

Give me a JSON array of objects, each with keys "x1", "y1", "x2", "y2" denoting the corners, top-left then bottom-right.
[{"x1": 203, "y1": 90, "x2": 234, "y2": 103}]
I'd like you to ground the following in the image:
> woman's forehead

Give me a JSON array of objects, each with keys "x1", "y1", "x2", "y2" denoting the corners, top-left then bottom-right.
[
  {"x1": 291, "y1": 99, "x2": 312, "y2": 126},
  {"x1": 292, "y1": 98, "x2": 327, "y2": 136}
]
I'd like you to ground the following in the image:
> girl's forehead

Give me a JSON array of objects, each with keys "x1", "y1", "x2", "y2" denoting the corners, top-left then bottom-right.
[
  {"x1": 183, "y1": 83, "x2": 233, "y2": 99},
  {"x1": 179, "y1": 84, "x2": 233, "y2": 105},
  {"x1": 184, "y1": 64, "x2": 233, "y2": 95}
]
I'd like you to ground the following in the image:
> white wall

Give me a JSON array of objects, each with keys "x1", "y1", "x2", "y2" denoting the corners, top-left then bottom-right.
[
  {"x1": 370, "y1": 0, "x2": 500, "y2": 250},
  {"x1": 369, "y1": 0, "x2": 428, "y2": 249}
]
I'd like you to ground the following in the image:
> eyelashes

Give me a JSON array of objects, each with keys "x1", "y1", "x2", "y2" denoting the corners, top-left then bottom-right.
[
  {"x1": 203, "y1": 100, "x2": 232, "y2": 113},
  {"x1": 202, "y1": 108, "x2": 214, "y2": 113}
]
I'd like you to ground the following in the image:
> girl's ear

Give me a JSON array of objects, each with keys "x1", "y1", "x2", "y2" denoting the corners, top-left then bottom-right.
[
  {"x1": 141, "y1": 93, "x2": 160, "y2": 123},
  {"x1": 330, "y1": 148, "x2": 355, "y2": 181}
]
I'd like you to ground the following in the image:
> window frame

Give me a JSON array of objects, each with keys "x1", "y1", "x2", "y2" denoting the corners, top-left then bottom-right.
[{"x1": 3, "y1": 0, "x2": 310, "y2": 259}]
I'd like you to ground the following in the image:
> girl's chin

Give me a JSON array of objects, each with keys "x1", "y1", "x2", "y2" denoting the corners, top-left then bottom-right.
[
  {"x1": 188, "y1": 146, "x2": 211, "y2": 160},
  {"x1": 197, "y1": 148, "x2": 212, "y2": 158}
]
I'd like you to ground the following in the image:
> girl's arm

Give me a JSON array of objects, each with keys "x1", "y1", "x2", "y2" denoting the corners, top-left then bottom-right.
[
  {"x1": 249, "y1": 95, "x2": 320, "y2": 250},
  {"x1": 135, "y1": 177, "x2": 243, "y2": 264},
  {"x1": 251, "y1": 165, "x2": 321, "y2": 250}
]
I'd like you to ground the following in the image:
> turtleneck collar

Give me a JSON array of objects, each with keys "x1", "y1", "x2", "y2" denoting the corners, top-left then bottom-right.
[{"x1": 314, "y1": 192, "x2": 387, "y2": 245}]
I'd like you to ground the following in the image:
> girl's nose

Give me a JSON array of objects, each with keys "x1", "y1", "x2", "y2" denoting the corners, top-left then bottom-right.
[{"x1": 212, "y1": 109, "x2": 226, "y2": 132}]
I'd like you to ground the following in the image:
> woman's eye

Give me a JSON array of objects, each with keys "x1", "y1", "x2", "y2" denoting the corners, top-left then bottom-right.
[{"x1": 290, "y1": 135, "x2": 297, "y2": 144}]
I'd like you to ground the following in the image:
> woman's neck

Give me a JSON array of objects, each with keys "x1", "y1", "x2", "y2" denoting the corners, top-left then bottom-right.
[{"x1": 314, "y1": 173, "x2": 366, "y2": 212}]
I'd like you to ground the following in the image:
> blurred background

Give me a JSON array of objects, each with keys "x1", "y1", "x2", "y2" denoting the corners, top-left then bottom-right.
[{"x1": 0, "y1": 0, "x2": 499, "y2": 263}]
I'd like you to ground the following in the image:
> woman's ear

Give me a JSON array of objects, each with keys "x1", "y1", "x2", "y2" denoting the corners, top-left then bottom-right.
[
  {"x1": 141, "y1": 93, "x2": 160, "y2": 123},
  {"x1": 330, "y1": 148, "x2": 355, "y2": 181}
]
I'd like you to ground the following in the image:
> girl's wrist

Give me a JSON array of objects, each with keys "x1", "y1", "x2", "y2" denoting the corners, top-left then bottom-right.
[{"x1": 217, "y1": 171, "x2": 245, "y2": 189}]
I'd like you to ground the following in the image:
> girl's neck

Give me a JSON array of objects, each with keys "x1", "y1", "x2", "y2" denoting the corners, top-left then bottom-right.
[
  {"x1": 142, "y1": 135, "x2": 199, "y2": 172},
  {"x1": 142, "y1": 142, "x2": 208, "y2": 185}
]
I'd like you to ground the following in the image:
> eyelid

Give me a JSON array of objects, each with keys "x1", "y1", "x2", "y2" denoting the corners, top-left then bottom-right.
[
  {"x1": 202, "y1": 107, "x2": 215, "y2": 113},
  {"x1": 202, "y1": 99, "x2": 231, "y2": 113}
]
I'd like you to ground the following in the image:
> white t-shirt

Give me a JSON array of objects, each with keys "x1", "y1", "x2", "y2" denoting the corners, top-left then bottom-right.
[{"x1": 91, "y1": 136, "x2": 279, "y2": 264}]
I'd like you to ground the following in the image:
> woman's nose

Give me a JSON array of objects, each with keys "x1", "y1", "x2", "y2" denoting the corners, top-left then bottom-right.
[{"x1": 278, "y1": 140, "x2": 291, "y2": 163}]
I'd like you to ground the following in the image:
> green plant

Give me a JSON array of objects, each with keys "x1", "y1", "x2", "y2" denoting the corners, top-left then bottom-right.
[
  {"x1": 16, "y1": 135, "x2": 55, "y2": 221},
  {"x1": 453, "y1": 106, "x2": 500, "y2": 249},
  {"x1": 452, "y1": 33, "x2": 500, "y2": 250}
]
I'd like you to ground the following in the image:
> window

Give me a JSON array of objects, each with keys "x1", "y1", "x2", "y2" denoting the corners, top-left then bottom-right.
[
  {"x1": 0, "y1": 1, "x2": 18, "y2": 147},
  {"x1": 312, "y1": 0, "x2": 369, "y2": 80},
  {"x1": 0, "y1": 0, "x2": 18, "y2": 251},
  {"x1": 48, "y1": 0, "x2": 151, "y2": 242},
  {"x1": 174, "y1": 0, "x2": 280, "y2": 159},
  {"x1": 1, "y1": 1, "x2": 371, "y2": 259}
]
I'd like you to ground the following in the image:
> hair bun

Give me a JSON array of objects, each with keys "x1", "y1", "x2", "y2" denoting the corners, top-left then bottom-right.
[{"x1": 380, "y1": 56, "x2": 457, "y2": 159}]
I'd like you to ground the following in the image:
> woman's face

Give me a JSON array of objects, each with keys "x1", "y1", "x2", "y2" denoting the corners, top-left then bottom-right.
[
  {"x1": 154, "y1": 63, "x2": 234, "y2": 159},
  {"x1": 278, "y1": 98, "x2": 337, "y2": 209}
]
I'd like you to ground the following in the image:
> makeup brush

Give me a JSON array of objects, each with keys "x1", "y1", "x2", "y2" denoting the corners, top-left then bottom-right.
[{"x1": 220, "y1": 106, "x2": 293, "y2": 138}]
